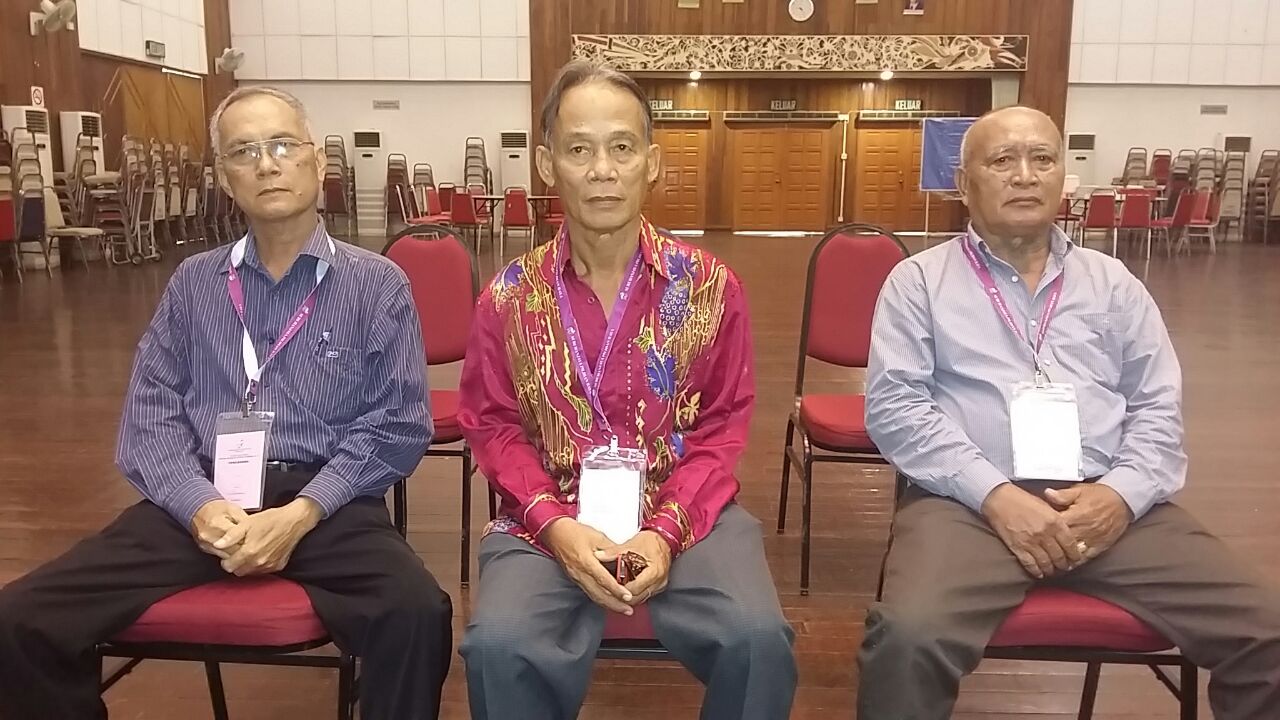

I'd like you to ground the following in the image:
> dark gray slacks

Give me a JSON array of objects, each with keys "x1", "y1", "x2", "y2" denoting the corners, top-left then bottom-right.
[
  {"x1": 857, "y1": 483, "x2": 1280, "y2": 720},
  {"x1": 461, "y1": 504, "x2": 797, "y2": 720}
]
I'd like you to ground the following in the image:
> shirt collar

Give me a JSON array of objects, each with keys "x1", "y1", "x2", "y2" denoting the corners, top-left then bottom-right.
[
  {"x1": 552, "y1": 216, "x2": 673, "y2": 282},
  {"x1": 223, "y1": 220, "x2": 337, "y2": 277},
  {"x1": 966, "y1": 222, "x2": 1073, "y2": 270}
]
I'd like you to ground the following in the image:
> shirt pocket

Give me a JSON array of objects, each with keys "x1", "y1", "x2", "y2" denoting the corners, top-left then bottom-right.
[
  {"x1": 1053, "y1": 311, "x2": 1125, "y2": 388},
  {"x1": 288, "y1": 345, "x2": 365, "y2": 423}
]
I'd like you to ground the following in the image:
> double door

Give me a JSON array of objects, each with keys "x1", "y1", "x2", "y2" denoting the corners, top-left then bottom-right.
[{"x1": 730, "y1": 126, "x2": 833, "y2": 231}]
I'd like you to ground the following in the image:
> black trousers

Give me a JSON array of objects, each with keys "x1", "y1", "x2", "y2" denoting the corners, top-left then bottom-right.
[{"x1": 0, "y1": 470, "x2": 452, "y2": 720}]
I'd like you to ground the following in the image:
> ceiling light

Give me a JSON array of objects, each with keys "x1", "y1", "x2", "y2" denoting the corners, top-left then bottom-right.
[
  {"x1": 880, "y1": 69, "x2": 895, "y2": 81},
  {"x1": 689, "y1": 70, "x2": 702, "y2": 81}
]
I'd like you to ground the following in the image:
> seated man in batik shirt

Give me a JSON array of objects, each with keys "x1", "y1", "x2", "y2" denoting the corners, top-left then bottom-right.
[{"x1": 457, "y1": 60, "x2": 797, "y2": 720}]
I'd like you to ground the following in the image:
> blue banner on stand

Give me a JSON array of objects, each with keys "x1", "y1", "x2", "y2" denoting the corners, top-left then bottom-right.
[{"x1": 920, "y1": 117, "x2": 978, "y2": 192}]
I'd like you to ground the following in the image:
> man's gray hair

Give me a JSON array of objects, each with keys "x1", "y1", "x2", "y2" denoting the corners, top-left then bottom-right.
[
  {"x1": 209, "y1": 85, "x2": 313, "y2": 155},
  {"x1": 539, "y1": 60, "x2": 653, "y2": 148}
]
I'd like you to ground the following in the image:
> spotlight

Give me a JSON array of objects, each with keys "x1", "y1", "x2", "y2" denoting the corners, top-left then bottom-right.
[
  {"x1": 689, "y1": 70, "x2": 703, "y2": 81},
  {"x1": 880, "y1": 69, "x2": 895, "y2": 81}
]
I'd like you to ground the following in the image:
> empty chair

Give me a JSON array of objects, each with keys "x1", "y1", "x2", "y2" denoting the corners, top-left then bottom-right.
[
  {"x1": 500, "y1": 187, "x2": 535, "y2": 260},
  {"x1": 1184, "y1": 189, "x2": 1219, "y2": 254},
  {"x1": 1152, "y1": 188, "x2": 1194, "y2": 257},
  {"x1": 42, "y1": 188, "x2": 103, "y2": 270},
  {"x1": 1078, "y1": 190, "x2": 1119, "y2": 256},
  {"x1": 1117, "y1": 190, "x2": 1154, "y2": 257}
]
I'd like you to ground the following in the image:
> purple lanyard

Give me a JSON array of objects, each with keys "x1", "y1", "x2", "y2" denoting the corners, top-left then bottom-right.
[
  {"x1": 227, "y1": 262, "x2": 324, "y2": 409},
  {"x1": 553, "y1": 232, "x2": 644, "y2": 436},
  {"x1": 960, "y1": 237, "x2": 1063, "y2": 375}
]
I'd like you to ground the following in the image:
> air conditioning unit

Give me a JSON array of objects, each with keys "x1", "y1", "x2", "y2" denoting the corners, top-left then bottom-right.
[
  {"x1": 1065, "y1": 132, "x2": 1097, "y2": 187},
  {"x1": 59, "y1": 111, "x2": 105, "y2": 175},
  {"x1": 499, "y1": 130, "x2": 531, "y2": 191},
  {"x1": 1222, "y1": 135, "x2": 1252, "y2": 153},
  {"x1": 351, "y1": 129, "x2": 386, "y2": 237},
  {"x1": 2, "y1": 105, "x2": 55, "y2": 185}
]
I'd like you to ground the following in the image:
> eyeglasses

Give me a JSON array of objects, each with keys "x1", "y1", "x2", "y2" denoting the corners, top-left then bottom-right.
[{"x1": 221, "y1": 138, "x2": 314, "y2": 168}]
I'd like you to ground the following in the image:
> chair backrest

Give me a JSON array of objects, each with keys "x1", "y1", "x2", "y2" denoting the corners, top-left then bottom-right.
[
  {"x1": 1117, "y1": 193, "x2": 1152, "y2": 229},
  {"x1": 1082, "y1": 191, "x2": 1117, "y2": 228},
  {"x1": 42, "y1": 188, "x2": 68, "y2": 229},
  {"x1": 381, "y1": 224, "x2": 478, "y2": 365},
  {"x1": 438, "y1": 183, "x2": 456, "y2": 209},
  {"x1": 0, "y1": 197, "x2": 15, "y2": 243},
  {"x1": 547, "y1": 195, "x2": 564, "y2": 215},
  {"x1": 1167, "y1": 189, "x2": 1195, "y2": 228},
  {"x1": 1189, "y1": 188, "x2": 1212, "y2": 223},
  {"x1": 450, "y1": 189, "x2": 479, "y2": 224},
  {"x1": 796, "y1": 224, "x2": 908, "y2": 388},
  {"x1": 503, "y1": 187, "x2": 533, "y2": 227},
  {"x1": 425, "y1": 186, "x2": 443, "y2": 216}
]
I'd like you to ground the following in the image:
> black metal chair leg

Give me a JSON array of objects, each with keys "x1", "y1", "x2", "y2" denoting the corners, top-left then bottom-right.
[
  {"x1": 800, "y1": 454, "x2": 813, "y2": 596},
  {"x1": 204, "y1": 662, "x2": 229, "y2": 720},
  {"x1": 1180, "y1": 661, "x2": 1198, "y2": 720},
  {"x1": 461, "y1": 450, "x2": 473, "y2": 588},
  {"x1": 1077, "y1": 661, "x2": 1101, "y2": 720},
  {"x1": 777, "y1": 418, "x2": 795, "y2": 533},
  {"x1": 337, "y1": 653, "x2": 357, "y2": 720}
]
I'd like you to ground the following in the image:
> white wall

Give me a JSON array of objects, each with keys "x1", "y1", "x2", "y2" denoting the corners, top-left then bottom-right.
[
  {"x1": 229, "y1": 0, "x2": 530, "y2": 81},
  {"x1": 76, "y1": 0, "x2": 208, "y2": 75},
  {"x1": 250, "y1": 81, "x2": 531, "y2": 187},
  {"x1": 1066, "y1": 84, "x2": 1280, "y2": 178},
  {"x1": 1071, "y1": 0, "x2": 1280, "y2": 85}
]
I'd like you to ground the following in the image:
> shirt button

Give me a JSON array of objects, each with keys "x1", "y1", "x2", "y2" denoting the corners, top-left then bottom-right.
[
  {"x1": 587, "y1": 296, "x2": 596, "y2": 304},
  {"x1": 1011, "y1": 275, "x2": 1020, "y2": 283},
  {"x1": 1030, "y1": 320, "x2": 1038, "y2": 326}
]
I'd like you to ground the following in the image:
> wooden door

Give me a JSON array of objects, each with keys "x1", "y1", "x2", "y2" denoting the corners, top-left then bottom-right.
[
  {"x1": 854, "y1": 127, "x2": 912, "y2": 231},
  {"x1": 779, "y1": 129, "x2": 830, "y2": 231},
  {"x1": 732, "y1": 129, "x2": 784, "y2": 230},
  {"x1": 901, "y1": 126, "x2": 928, "y2": 232},
  {"x1": 647, "y1": 127, "x2": 707, "y2": 230},
  {"x1": 732, "y1": 126, "x2": 832, "y2": 231}
]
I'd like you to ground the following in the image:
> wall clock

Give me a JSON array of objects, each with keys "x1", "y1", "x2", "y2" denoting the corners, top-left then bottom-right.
[{"x1": 788, "y1": 0, "x2": 815, "y2": 22}]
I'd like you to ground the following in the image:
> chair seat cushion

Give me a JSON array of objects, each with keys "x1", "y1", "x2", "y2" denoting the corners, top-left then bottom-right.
[
  {"x1": 409, "y1": 214, "x2": 451, "y2": 224},
  {"x1": 110, "y1": 577, "x2": 328, "y2": 647},
  {"x1": 603, "y1": 603, "x2": 656, "y2": 641},
  {"x1": 989, "y1": 588, "x2": 1174, "y2": 653},
  {"x1": 49, "y1": 227, "x2": 104, "y2": 237},
  {"x1": 799, "y1": 394, "x2": 877, "y2": 451},
  {"x1": 431, "y1": 389, "x2": 462, "y2": 444},
  {"x1": 1151, "y1": 218, "x2": 1175, "y2": 228}
]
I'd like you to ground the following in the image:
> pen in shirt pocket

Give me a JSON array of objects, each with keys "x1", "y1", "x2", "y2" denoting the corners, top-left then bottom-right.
[{"x1": 315, "y1": 330, "x2": 331, "y2": 356}]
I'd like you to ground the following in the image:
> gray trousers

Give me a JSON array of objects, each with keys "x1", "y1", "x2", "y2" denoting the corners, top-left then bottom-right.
[
  {"x1": 460, "y1": 504, "x2": 797, "y2": 720},
  {"x1": 857, "y1": 484, "x2": 1280, "y2": 720}
]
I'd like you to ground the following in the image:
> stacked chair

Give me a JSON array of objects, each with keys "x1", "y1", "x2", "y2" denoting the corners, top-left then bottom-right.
[
  {"x1": 386, "y1": 154, "x2": 415, "y2": 226},
  {"x1": 1247, "y1": 150, "x2": 1280, "y2": 244},
  {"x1": 463, "y1": 137, "x2": 491, "y2": 193},
  {"x1": 323, "y1": 135, "x2": 354, "y2": 237},
  {"x1": 1114, "y1": 147, "x2": 1148, "y2": 185},
  {"x1": 412, "y1": 163, "x2": 435, "y2": 220}
]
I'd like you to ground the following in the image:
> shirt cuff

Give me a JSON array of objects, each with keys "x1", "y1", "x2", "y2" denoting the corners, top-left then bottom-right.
[
  {"x1": 298, "y1": 469, "x2": 357, "y2": 519},
  {"x1": 951, "y1": 459, "x2": 1011, "y2": 514},
  {"x1": 523, "y1": 495, "x2": 572, "y2": 539},
  {"x1": 162, "y1": 479, "x2": 225, "y2": 529},
  {"x1": 642, "y1": 516, "x2": 684, "y2": 558},
  {"x1": 1098, "y1": 466, "x2": 1158, "y2": 520}
]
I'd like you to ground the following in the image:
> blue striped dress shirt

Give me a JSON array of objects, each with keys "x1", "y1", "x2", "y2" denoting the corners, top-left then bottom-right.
[
  {"x1": 866, "y1": 225, "x2": 1186, "y2": 519},
  {"x1": 116, "y1": 223, "x2": 432, "y2": 527}
]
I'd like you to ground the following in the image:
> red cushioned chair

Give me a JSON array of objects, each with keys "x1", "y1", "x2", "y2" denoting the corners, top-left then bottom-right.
[
  {"x1": 382, "y1": 223, "x2": 487, "y2": 585},
  {"x1": 1078, "y1": 190, "x2": 1119, "y2": 256},
  {"x1": 875, "y1": 475, "x2": 1197, "y2": 719},
  {"x1": 1117, "y1": 191, "x2": 1154, "y2": 257},
  {"x1": 98, "y1": 483, "x2": 408, "y2": 720},
  {"x1": 1153, "y1": 188, "x2": 1195, "y2": 257},
  {"x1": 500, "y1": 186, "x2": 535, "y2": 260},
  {"x1": 599, "y1": 603, "x2": 670, "y2": 660},
  {"x1": 777, "y1": 223, "x2": 908, "y2": 595},
  {"x1": 0, "y1": 191, "x2": 20, "y2": 283},
  {"x1": 409, "y1": 186, "x2": 452, "y2": 225},
  {"x1": 449, "y1": 188, "x2": 485, "y2": 256}
]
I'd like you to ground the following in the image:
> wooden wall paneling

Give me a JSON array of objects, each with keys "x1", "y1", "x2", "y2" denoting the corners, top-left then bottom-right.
[
  {"x1": 0, "y1": 0, "x2": 86, "y2": 170},
  {"x1": 203, "y1": 0, "x2": 235, "y2": 158}
]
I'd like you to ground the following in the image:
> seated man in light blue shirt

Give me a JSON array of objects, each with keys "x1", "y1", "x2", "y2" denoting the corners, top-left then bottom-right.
[{"x1": 857, "y1": 106, "x2": 1280, "y2": 719}]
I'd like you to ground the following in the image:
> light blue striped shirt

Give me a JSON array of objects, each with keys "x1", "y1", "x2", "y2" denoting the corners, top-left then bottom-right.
[
  {"x1": 116, "y1": 223, "x2": 431, "y2": 526},
  {"x1": 866, "y1": 225, "x2": 1186, "y2": 519}
]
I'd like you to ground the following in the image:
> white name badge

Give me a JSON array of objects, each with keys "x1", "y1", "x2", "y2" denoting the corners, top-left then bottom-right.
[
  {"x1": 577, "y1": 444, "x2": 647, "y2": 545},
  {"x1": 1009, "y1": 382, "x2": 1084, "y2": 482},
  {"x1": 213, "y1": 411, "x2": 275, "y2": 511}
]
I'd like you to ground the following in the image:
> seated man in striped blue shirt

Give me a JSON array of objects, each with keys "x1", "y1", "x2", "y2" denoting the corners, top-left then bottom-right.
[
  {"x1": 0, "y1": 87, "x2": 451, "y2": 719},
  {"x1": 857, "y1": 106, "x2": 1280, "y2": 719}
]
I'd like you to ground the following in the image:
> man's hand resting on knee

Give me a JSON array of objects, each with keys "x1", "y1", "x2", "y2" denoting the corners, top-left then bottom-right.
[
  {"x1": 981, "y1": 484, "x2": 1085, "y2": 579},
  {"x1": 209, "y1": 498, "x2": 324, "y2": 576},
  {"x1": 542, "y1": 518, "x2": 635, "y2": 615},
  {"x1": 190, "y1": 500, "x2": 250, "y2": 559},
  {"x1": 595, "y1": 531, "x2": 673, "y2": 606}
]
